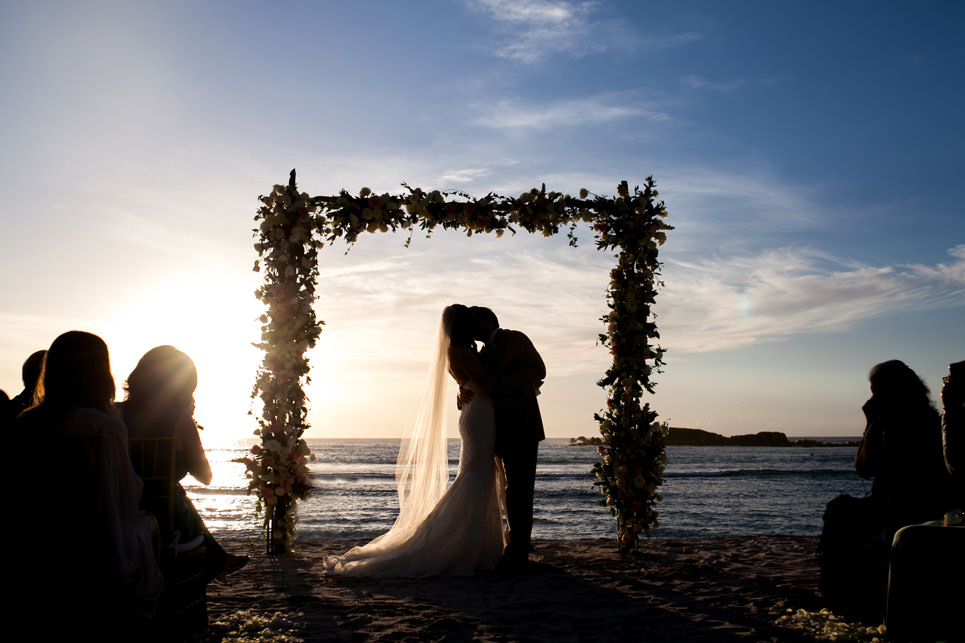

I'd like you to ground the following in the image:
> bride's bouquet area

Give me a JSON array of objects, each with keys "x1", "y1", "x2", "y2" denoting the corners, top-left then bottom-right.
[{"x1": 249, "y1": 171, "x2": 671, "y2": 553}]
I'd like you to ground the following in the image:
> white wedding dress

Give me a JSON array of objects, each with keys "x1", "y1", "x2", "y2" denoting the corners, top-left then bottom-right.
[{"x1": 324, "y1": 383, "x2": 505, "y2": 577}]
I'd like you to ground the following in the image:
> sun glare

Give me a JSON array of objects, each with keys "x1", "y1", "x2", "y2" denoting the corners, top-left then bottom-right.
[{"x1": 103, "y1": 273, "x2": 263, "y2": 445}]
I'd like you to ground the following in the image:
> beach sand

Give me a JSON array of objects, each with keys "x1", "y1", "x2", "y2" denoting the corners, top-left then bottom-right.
[{"x1": 203, "y1": 534, "x2": 886, "y2": 642}]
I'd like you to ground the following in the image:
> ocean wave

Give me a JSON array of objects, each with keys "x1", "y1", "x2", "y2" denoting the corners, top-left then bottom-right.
[{"x1": 664, "y1": 468, "x2": 856, "y2": 479}]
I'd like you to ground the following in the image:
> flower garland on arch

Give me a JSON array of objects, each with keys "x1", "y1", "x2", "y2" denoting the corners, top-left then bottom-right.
[
  {"x1": 247, "y1": 169, "x2": 672, "y2": 554},
  {"x1": 590, "y1": 179, "x2": 671, "y2": 553},
  {"x1": 247, "y1": 172, "x2": 321, "y2": 553}
]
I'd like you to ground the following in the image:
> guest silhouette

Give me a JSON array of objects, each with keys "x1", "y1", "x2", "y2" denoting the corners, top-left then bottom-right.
[
  {"x1": 819, "y1": 359, "x2": 953, "y2": 622},
  {"x1": 0, "y1": 389, "x2": 9, "y2": 425},
  {"x1": 854, "y1": 360, "x2": 952, "y2": 528},
  {"x1": 121, "y1": 345, "x2": 248, "y2": 582},
  {"x1": 15, "y1": 331, "x2": 163, "y2": 634},
  {"x1": 2, "y1": 349, "x2": 45, "y2": 430},
  {"x1": 884, "y1": 360, "x2": 965, "y2": 641},
  {"x1": 941, "y1": 360, "x2": 965, "y2": 507}
]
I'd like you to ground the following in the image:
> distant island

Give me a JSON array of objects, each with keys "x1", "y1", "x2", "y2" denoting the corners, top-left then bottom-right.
[{"x1": 569, "y1": 428, "x2": 859, "y2": 448}]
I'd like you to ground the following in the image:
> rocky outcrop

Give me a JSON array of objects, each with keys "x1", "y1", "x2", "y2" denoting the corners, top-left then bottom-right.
[{"x1": 570, "y1": 428, "x2": 858, "y2": 447}]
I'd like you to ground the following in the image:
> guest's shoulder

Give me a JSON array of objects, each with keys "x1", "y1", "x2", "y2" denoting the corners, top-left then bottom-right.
[{"x1": 67, "y1": 407, "x2": 126, "y2": 436}]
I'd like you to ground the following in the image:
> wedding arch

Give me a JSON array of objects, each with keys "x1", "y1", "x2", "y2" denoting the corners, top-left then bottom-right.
[{"x1": 245, "y1": 169, "x2": 672, "y2": 554}]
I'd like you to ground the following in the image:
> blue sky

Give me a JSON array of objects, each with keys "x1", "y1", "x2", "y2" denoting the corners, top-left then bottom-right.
[{"x1": 1, "y1": 1, "x2": 962, "y2": 440}]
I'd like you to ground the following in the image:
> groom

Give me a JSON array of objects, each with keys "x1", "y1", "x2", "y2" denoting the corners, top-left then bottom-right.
[{"x1": 469, "y1": 306, "x2": 546, "y2": 572}]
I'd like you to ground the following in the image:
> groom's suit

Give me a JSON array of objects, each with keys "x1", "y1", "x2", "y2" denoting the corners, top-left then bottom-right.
[{"x1": 479, "y1": 327, "x2": 545, "y2": 563}]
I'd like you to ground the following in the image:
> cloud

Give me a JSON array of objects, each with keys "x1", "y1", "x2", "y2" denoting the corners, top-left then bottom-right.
[
  {"x1": 473, "y1": 94, "x2": 670, "y2": 130},
  {"x1": 660, "y1": 245, "x2": 965, "y2": 353},
  {"x1": 681, "y1": 75, "x2": 748, "y2": 92},
  {"x1": 439, "y1": 167, "x2": 493, "y2": 183},
  {"x1": 467, "y1": 0, "x2": 699, "y2": 63},
  {"x1": 903, "y1": 244, "x2": 965, "y2": 286},
  {"x1": 467, "y1": 0, "x2": 597, "y2": 63},
  {"x1": 656, "y1": 168, "x2": 823, "y2": 252}
]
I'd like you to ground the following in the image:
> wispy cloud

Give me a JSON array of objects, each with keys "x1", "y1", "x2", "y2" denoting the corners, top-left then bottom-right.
[
  {"x1": 681, "y1": 75, "x2": 748, "y2": 92},
  {"x1": 439, "y1": 167, "x2": 493, "y2": 183},
  {"x1": 657, "y1": 168, "x2": 823, "y2": 252},
  {"x1": 473, "y1": 94, "x2": 670, "y2": 130},
  {"x1": 467, "y1": 0, "x2": 700, "y2": 63},
  {"x1": 467, "y1": 0, "x2": 598, "y2": 63},
  {"x1": 660, "y1": 245, "x2": 965, "y2": 353}
]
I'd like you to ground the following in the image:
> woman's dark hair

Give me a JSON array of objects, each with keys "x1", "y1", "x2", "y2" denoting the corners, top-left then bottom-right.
[
  {"x1": 38, "y1": 331, "x2": 116, "y2": 414},
  {"x1": 22, "y1": 350, "x2": 46, "y2": 390},
  {"x1": 443, "y1": 304, "x2": 475, "y2": 347},
  {"x1": 125, "y1": 345, "x2": 198, "y2": 411},
  {"x1": 869, "y1": 359, "x2": 935, "y2": 410}
]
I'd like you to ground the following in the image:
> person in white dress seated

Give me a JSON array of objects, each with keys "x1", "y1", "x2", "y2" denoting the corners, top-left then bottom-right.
[{"x1": 325, "y1": 304, "x2": 505, "y2": 577}]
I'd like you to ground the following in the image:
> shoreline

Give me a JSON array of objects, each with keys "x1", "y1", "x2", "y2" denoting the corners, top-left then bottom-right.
[{"x1": 203, "y1": 534, "x2": 884, "y2": 642}]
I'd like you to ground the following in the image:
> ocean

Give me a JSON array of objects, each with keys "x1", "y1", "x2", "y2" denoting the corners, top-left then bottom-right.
[{"x1": 187, "y1": 438, "x2": 871, "y2": 542}]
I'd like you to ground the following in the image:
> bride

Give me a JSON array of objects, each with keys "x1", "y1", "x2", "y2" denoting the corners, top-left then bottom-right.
[{"x1": 324, "y1": 304, "x2": 505, "y2": 576}]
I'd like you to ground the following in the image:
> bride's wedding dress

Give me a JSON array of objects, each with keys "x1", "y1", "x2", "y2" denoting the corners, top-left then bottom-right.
[{"x1": 325, "y1": 382, "x2": 505, "y2": 577}]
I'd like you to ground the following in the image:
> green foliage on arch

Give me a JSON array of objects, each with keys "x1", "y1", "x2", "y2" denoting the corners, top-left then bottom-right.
[{"x1": 246, "y1": 170, "x2": 672, "y2": 554}]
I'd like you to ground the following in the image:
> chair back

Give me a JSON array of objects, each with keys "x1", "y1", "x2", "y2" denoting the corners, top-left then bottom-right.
[{"x1": 129, "y1": 436, "x2": 177, "y2": 541}]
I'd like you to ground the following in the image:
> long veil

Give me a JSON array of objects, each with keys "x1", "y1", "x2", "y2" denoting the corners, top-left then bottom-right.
[
  {"x1": 327, "y1": 310, "x2": 452, "y2": 568},
  {"x1": 392, "y1": 310, "x2": 452, "y2": 534}
]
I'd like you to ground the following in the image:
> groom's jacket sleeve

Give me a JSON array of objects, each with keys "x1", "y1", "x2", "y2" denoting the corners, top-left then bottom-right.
[{"x1": 498, "y1": 330, "x2": 545, "y2": 398}]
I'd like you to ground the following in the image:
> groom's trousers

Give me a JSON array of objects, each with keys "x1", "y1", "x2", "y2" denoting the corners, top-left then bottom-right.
[{"x1": 499, "y1": 439, "x2": 540, "y2": 559}]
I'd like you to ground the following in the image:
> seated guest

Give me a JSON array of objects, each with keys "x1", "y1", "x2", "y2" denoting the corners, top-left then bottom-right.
[
  {"x1": 819, "y1": 360, "x2": 953, "y2": 622},
  {"x1": 942, "y1": 360, "x2": 965, "y2": 507},
  {"x1": 121, "y1": 345, "x2": 248, "y2": 582},
  {"x1": 854, "y1": 360, "x2": 952, "y2": 528},
  {"x1": 1, "y1": 349, "x2": 45, "y2": 430},
  {"x1": 885, "y1": 361, "x2": 965, "y2": 641},
  {"x1": 16, "y1": 332, "x2": 163, "y2": 634},
  {"x1": 10, "y1": 350, "x2": 46, "y2": 415}
]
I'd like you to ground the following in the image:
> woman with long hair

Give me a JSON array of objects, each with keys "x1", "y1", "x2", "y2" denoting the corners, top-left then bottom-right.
[
  {"x1": 121, "y1": 345, "x2": 247, "y2": 581},
  {"x1": 855, "y1": 359, "x2": 952, "y2": 527},
  {"x1": 16, "y1": 331, "x2": 163, "y2": 630}
]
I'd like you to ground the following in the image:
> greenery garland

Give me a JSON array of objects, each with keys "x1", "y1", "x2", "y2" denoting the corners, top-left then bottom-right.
[{"x1": 248, "y1": 170, "x2": 671, "y2": 553}]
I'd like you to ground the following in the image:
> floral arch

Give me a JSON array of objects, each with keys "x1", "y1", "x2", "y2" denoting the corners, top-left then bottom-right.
[{"x1": 246, "y1": 170, "x2": 672, "y2": 554}]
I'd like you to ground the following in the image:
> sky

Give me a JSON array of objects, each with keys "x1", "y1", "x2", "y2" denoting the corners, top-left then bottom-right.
[{"x1": 1, "y1": 1, "x2": 962, "y2": 443}]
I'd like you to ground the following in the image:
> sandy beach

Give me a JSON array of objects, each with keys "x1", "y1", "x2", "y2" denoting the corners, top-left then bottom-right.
[{"x1": 202, "y1": 534, "x2": 885, "y2": 642}]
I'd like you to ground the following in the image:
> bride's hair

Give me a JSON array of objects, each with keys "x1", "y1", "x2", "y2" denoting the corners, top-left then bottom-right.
[{"x1": 442, "y1": 304, "x2": 474, "y2": 347}]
